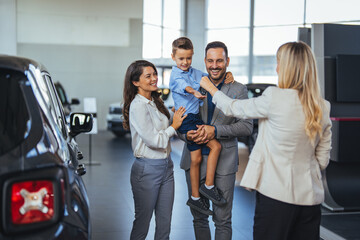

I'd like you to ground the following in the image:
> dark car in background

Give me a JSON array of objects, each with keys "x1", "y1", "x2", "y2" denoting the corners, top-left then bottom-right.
[
  {"x1": 54, "y1": 82, "x2": 80, "y2": 117},
  {"x1": 0, "y1": 55, "x2": 92, "y2": 239},
  {"x1": 107, "y1": 86, "x2": 174, "y2": 137}
]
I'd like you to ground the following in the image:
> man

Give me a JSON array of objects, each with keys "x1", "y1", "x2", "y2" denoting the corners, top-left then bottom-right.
[{"x1": 180, "y1": 41, "x2": 253, "y2": 240}]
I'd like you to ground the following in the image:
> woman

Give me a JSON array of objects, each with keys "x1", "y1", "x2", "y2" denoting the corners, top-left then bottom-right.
[
  {"x1": 123, "y1": 60, "x2": 186, "y2": 240},
  {"x1": 200, "y1": 41, "x2": 332, "y2": 240}
]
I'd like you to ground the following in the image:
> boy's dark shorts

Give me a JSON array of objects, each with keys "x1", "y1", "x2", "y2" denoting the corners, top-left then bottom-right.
[{"x1": 178, "y1": 113, "x2": 205, "y2": 151}]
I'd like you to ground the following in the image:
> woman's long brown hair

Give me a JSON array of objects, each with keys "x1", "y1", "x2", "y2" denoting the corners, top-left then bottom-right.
[{"x1": 122, "y1": 60, "x2": 170, "y2": 130}]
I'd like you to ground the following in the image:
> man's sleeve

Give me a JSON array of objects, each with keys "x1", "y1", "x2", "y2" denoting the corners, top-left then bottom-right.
[{"x1": 215, "y1": 84, "x2": 253, "y2": 139}]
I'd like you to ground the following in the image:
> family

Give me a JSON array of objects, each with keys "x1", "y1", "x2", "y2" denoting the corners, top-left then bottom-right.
[{"x1": 122, "y1": 37, "x2": 332, "y2": 240}]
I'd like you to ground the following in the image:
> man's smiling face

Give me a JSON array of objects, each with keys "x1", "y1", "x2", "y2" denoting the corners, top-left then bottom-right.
[{"x1": 205, "y1": 47, "x2": 230, "y2": 83}]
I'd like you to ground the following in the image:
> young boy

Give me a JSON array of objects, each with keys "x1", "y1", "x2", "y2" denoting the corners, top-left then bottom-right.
[{"x1": 170, "y1": 37, "x2": 232, "y2": 215}]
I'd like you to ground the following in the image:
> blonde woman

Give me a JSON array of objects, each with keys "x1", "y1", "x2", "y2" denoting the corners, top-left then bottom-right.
[{"x1": 200, "y1": 41, "x2": 332, "y2": 240}]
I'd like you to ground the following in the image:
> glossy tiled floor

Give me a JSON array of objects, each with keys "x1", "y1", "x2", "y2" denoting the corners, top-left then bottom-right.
[
  {"x1": 78, "y1": 131, "x2": 360, "y2": 240},
  {"x1": 77, "y1": 131, "x2": 255, "y2": 240}
]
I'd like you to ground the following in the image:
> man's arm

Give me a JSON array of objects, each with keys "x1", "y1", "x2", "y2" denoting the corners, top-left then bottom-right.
[
  {"x1": 196, "y1": 120, "x2": 252, "y2": 142},
  {"x1": 177, "y1": 126, "x2": 208, "y2": 144},
  {"x1": 205, "y1": 83, "x2": 253, "y2": 140},
  {"x1": 215, "y1": 118, "x2": 253, "y2": 139}
]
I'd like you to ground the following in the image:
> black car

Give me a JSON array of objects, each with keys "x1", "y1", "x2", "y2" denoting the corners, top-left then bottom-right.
[
  {"x1": 0, "y1": 55, "x2": 92, "y2": 239},
  {"x1": 54, "y1": 82, "x2": 80, "y2": 117}
]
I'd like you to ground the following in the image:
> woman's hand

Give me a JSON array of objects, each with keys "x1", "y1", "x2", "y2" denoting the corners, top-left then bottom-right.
[
  {"x1": 171, "y1": 106, "x2": 187, "y2": 130},
  {"x1": 200, "y1": 76, "x2": 219, "y2": 96}
]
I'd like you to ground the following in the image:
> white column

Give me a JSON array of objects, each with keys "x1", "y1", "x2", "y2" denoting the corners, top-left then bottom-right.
[
  {"x1": 185, "y1": 0, "x2": 206, "y2": 71},
  {"x1": 0, "y1": 0, "x2": 17, "y2": 55}
]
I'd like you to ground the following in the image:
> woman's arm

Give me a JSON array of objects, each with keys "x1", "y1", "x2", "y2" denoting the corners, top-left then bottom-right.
[
  {"x1": 315, "y1": 102, "x2": 332, "y2": 170},
  {"x1": 200, "y1": 76, "x2": 219, "y2": 96},
  {"x1": 201, "y1": 76, "x2": 271, "y2": 119},
  {"x1": 130, "y1": 103, "x2": 187, "y2": 149},
  {"x1": 130, "y1": 103, "x2": 175, "y2": 149}
]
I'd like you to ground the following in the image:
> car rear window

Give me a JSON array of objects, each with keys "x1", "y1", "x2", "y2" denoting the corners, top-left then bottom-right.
[{"x1": 0, "y1": 68, "x2": 30, "y2": 156}]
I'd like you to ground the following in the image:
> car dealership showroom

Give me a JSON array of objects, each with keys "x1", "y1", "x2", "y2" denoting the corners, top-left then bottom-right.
[{"x1": 1, "y1": 0, "x2": 360, "y2": 239}]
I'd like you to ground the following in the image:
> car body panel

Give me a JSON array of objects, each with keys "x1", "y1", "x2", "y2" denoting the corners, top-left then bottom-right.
[{"x1": 0, "y1": 55, "x2": 91, "y2": 239}]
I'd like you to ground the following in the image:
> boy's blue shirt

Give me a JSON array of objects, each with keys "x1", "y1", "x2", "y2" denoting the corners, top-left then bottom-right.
[{"x1": 169, "y1": 66, "x2": 208, "y2": 115}]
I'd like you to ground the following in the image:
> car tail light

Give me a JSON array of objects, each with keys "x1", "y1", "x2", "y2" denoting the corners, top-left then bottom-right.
[{"x1": 11, "y1": 180, "x2": 55, "y2": 225}]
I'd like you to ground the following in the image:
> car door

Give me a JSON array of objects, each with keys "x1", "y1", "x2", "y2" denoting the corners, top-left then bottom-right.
[
  {"x1": 41, "y1": 72, "x2": 90, "y2": 236},
  {"x1": 42, "y1": 73, "x2": 81, "y2": 168}
]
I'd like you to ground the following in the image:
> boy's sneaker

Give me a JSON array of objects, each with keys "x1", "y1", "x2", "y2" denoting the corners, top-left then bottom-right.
[
  {"x1": 199, "y1": 184, "x2": 227, "y2": 206},
  {"x1": 186, "y1": 197, "x2": 213, "y2": 216}
]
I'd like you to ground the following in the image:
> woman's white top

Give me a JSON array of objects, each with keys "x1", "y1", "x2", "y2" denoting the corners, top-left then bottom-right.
[
  {"x1": 212, "y1": 87, "x2": 332, "y2": 205},
  {"x1": 129, "y1": 94, "x2": 176, "y2": 159}
]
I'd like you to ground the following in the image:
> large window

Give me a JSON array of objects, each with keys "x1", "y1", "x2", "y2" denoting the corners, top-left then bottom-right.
[
  {"x1": 142, "y1": 0, "x2": 184, "y2": 59},
  {"x1": 306, "y1": 0, "x2": 360, "y2": 23},
  {"x1": 206, "y1": 0, "x2": 250, "y2": 83},
  {"x1": 206, "y1": 0, "x2": 360, "y2": 85},
  {"x1": 143, "y1": 0, "x2": 360, "y2": 85}
]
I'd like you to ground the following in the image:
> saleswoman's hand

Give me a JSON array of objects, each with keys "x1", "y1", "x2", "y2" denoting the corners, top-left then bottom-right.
[
  {"x1": 200, "y1": 76, "x2": 219, "y2": 96},
  {"x1": 171, "y1": 106, "x2": 187, "y2": 130}
]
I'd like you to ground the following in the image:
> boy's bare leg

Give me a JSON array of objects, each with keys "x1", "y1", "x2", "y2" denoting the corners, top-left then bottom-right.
[
  {"x1": 190, "y1": 149, "x2": 202, "y2": 198},
  {"x1": 205, "y1": 139, "x2": 221, "y2": 186}
]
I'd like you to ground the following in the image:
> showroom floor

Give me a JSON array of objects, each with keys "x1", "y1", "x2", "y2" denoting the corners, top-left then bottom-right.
[
  {"x1": 77, "y1": 131, "x2": 359, "y2": 240},
  {"x1": 78, "y1": 131, "x2": 255, "y2": 240}
]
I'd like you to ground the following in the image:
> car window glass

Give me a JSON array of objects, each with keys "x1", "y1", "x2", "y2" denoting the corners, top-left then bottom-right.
[
  {"x1": 55, "y1": 83, "x2": 67, "y2": 105},
  {"x1": 37, "y1": 75, "x2": 59, "y2": 127},
  {"x1": 34, "y1": 73, "x2": 65, "y2": 141},
  {"x1": 43, "y1": 74, "x2": 68, "y2": 138},
  {"x1": 0, "y1": 69, "x2": 30, "y2": 156}
]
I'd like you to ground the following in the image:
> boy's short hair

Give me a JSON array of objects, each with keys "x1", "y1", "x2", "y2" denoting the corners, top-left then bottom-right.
[{"x1": 172, "y1": 37, "x2": 194, "y2": 55}]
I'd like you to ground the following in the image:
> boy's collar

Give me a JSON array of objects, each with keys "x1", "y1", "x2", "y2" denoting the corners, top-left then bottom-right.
[{"x1": 172, "y1": 66, "x2": 193, "y2": 73}]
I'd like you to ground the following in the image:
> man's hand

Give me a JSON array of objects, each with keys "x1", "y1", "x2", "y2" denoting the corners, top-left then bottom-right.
[
  {"x1": 186, "y1": 124, "x2": 216, "y2": 144},
  {"x1": 186, "y1": 125, "x2": 208, "y2": 144},
  {"x1": 197, "y1": 125, "x2": 216, "y2": 141}
]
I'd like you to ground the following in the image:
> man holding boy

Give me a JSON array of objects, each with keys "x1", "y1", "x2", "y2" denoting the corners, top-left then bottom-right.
[{"x1": 180, "y1": 41, "x2": 253, "y2": 240}]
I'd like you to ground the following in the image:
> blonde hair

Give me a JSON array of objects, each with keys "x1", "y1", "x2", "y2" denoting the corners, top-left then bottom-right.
[{"x1": 276, "y1": 41, "x2": 323, "y2": 144}]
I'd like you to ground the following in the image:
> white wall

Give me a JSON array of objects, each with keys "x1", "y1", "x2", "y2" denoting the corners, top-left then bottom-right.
[
  {"x1": 0, "y1": 0, "x2": 17, "y2": 55},
  {"x1": 16, "y1": 0, "x2": 141, "y2": 47},
  {"x1": 15, "y1": 0, "x2": 143, "y2": 130}
]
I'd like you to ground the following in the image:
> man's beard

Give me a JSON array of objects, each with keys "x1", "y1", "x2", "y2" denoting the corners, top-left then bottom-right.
[{"x1": 208, "y1": 68, "x2": 226, "y2": 81}]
